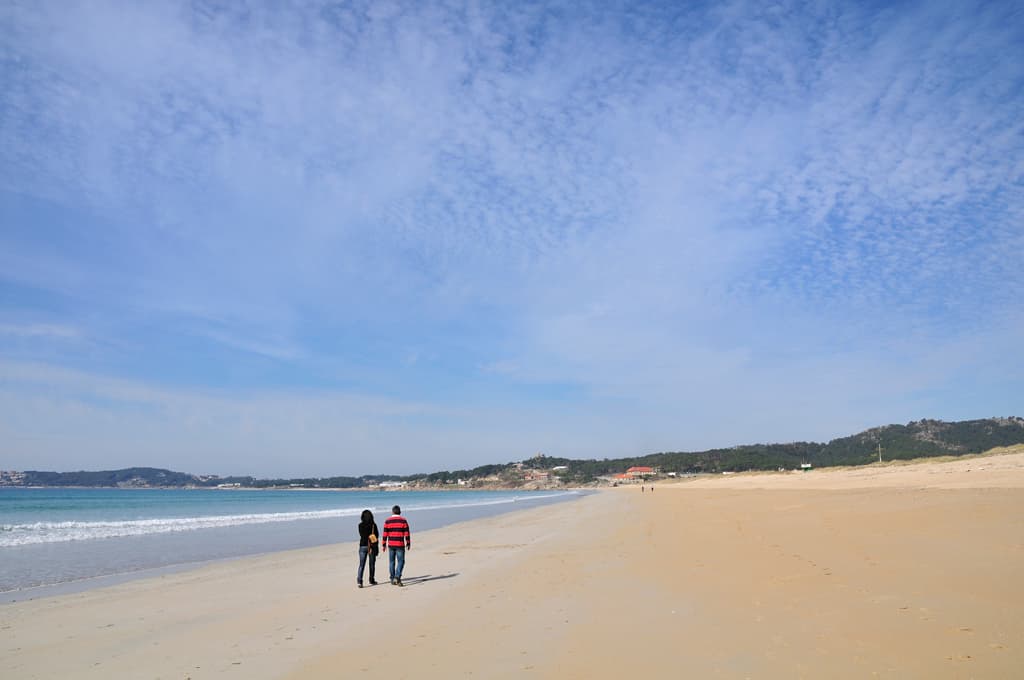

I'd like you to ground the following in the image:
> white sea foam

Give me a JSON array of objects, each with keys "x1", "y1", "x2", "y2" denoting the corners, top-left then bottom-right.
[
  {"x1": 0, "y1": 491, "x2": 578, "y2": 547},
  {"x1": 407, "y1": 491, "x2": 575, "y2": 512},
  {"x1": 0, "y1": 507, "x2": 367, "y2": 546}
]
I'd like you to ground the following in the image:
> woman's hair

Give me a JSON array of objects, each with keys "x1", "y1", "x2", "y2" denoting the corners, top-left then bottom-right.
[{"x1": 360, "y1": 509, "x2": 373, "y2": 523}]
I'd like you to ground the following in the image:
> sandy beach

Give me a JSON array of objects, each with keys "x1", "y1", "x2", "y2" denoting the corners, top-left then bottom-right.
[{"x1": 4, "y1": 449, "x2": 1023, "y2": 679}]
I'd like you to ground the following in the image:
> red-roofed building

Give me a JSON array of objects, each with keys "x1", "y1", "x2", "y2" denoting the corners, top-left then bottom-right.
[{"x1": 625, "y1": 466, "x2": 656, "y2": 478}]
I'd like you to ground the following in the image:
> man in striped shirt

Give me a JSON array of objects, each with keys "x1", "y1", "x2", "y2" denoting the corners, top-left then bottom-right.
[{"x1": 382, "y1": 504, "x2": 412, "y2": 586}]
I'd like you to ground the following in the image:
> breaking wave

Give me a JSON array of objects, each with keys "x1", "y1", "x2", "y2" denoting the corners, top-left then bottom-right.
[{"x1": 0, "y1": 491, "x2": 576, "y2": 547}]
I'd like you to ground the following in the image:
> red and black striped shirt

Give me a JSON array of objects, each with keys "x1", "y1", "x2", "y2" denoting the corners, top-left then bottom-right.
[{"x1": 382, "y1": 514, "x2": 411, "y2": 548}]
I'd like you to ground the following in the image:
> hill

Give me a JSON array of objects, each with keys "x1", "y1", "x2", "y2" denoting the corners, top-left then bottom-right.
[
  {"x1": 3, "y1": 417, "x2": 1022, "y2": 488},
  {"x1": 556, "y1": 416, "x2": 1024, "y2": 482}
]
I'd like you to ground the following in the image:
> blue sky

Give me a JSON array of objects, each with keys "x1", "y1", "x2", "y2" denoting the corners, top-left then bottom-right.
[{"x1": 1, "y1": 0, "x2": 1022, "y2": 477}]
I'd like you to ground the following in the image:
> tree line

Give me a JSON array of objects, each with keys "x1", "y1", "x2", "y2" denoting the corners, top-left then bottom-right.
[{"x1": 13, "y1": 417, "x2": 1023, "y2": 488}]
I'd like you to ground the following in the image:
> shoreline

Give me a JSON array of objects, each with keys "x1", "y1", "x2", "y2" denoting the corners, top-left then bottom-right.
[
  {"x1": 4, "y1": 452, "x2": 1022, "y2": 678},
  {"x1": 0, "y1": 488, "x2": 585, "y2": 600},
  {"x1": 8, "y1": 445, "x2": 1022, "y2": 493},
  {"x1": 0, "y1": 484, "x2": 584, "y2": 491}
]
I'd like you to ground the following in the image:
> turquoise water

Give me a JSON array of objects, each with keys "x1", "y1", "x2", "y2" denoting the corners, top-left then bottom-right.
[
  {"x1": 0, "y1": 487, "x2": 568, "y2": 546},
  {"x1": 0, "y1": 487, "x2": 579, "y2": 595}
]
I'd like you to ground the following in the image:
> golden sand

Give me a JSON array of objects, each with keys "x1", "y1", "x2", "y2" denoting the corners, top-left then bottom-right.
[{"x1": 4, "y1": 451, "x2": 1023, "y2": 678}]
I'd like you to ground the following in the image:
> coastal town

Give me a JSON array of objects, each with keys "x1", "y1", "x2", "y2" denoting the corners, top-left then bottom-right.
[
  {"x1": 5, "y1": 417, "x2": 1024, "y2": 490},
  {"x1": 0, "y1": 459, "x2": 668, "y2": 490},
  {"x1": 371, "y1": 461, "x2": 668, "y2": 490}
]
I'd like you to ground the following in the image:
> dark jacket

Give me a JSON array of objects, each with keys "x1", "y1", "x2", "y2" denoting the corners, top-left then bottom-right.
[{"x1": 358, "y1": 520, "x2": 380, "y2": 553}]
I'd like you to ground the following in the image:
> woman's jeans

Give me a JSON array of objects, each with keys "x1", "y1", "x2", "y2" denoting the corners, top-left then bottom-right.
[
  {"x1": 388, "y1": 547, "x2": 406, "y2": 581},
  {"x1": 357, "y1": 546, "x2": 376, "y2": 584}
]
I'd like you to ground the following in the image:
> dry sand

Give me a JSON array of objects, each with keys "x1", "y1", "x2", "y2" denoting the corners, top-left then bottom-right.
[{"x1": 4, "y1": 449, "x2": 1023, "y2": 679}]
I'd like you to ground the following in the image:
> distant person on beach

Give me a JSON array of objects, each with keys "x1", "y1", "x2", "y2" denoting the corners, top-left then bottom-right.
[
  {"x1": 382, "y1": 505, "x2": 412, "y2": 586},
  {"x1": 357, "y1": 509, "x2": 379, "y2": 588}
]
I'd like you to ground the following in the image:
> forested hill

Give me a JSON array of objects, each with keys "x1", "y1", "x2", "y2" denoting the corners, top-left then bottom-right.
[
  {"x1": 410, "y1": 416, "x2": 1024, "y2": 483},
  {"x1": 4, "y1": 417, "x2": 1023, "y2": 487},
  {"x1": 556, "y1": 416, "x2": 1024, "y2": 480}
]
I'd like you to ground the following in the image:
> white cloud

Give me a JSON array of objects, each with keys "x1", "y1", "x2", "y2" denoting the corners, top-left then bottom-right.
[{"x1": 0, "y1": 1, "x2": 1021, "y2": 473}]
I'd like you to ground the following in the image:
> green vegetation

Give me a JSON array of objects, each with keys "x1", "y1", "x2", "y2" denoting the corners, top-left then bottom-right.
[
  {"x1": 9, "y1": 417, "x2": 1023, "y2": 488},
  {"x1": 552, "y1": 417, "x2": 1024, "y2": 483},
  {"x1": 20, "y1": 467, "x2": 199, "y2": 487}
]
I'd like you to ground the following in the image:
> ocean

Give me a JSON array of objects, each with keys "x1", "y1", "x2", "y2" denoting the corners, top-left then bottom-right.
[{"x1": 0, "y1": 487, "x2": 580, "y2": 600}]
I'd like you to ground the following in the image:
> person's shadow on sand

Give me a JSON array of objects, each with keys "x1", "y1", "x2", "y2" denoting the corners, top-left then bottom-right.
[{"x1": 398, "y1": 573, "x2": 459, "y2": 586}]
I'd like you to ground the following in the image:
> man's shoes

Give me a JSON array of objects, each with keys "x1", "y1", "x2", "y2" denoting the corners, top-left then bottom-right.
[
  {"x1": 357, "y1": 582, "x2": 363, "y2": 588},
  {"x1": 395, "y1": 579, "x2": 403, "y2": 587},
  {"x1": 369, "y1": 580, "x2": 378, "y2": 586},
  {"x1": 390, "y1": 578, "x2": 396, "y2": 585}
]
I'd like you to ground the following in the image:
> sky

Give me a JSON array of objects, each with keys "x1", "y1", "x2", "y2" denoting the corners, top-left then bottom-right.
[{"x1": 1, "y1": 0, "x2": 1022, "y2": 477}]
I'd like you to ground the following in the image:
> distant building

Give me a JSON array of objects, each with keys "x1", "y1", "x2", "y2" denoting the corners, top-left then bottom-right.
[
  {"x1": 626, "y1": 466, "x2": 656, "y2": 478},
  {"x1": 0, "y1": 470, "x2": 26, "y2": 486}
]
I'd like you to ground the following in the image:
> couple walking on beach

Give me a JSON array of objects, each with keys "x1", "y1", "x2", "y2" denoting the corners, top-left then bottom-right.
[{"x1": 357, "y1": 505, "x2": 412, "y2": 588}]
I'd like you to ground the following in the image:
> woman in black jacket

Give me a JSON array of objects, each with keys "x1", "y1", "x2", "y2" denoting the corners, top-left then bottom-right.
[{"x1": 357, "y1": 509, "x2": 379, "y2": 588}]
